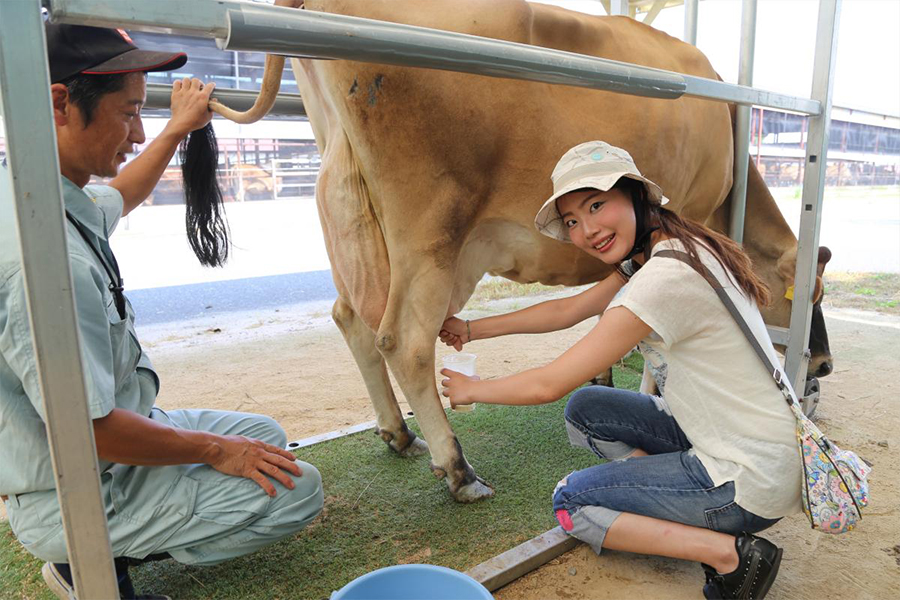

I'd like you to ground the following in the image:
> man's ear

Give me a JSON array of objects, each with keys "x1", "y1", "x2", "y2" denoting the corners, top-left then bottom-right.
[{"x1": 51, "y1": 83, "x2": 71, "y2": 127}]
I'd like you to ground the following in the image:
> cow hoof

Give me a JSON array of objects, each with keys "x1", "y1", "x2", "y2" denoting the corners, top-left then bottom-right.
[
  {"x1": 376, "y1": 424, "x2": 428, "y2": 457},
  {"x1": 450, "y1": 477, "x2": 494, "y2": 503},
  {"x1": 430, "y1": 463, "x2": 447, "y2": 479},
  {"x1": 398, "y1": 436, "x2": 429, "y2": 457}
]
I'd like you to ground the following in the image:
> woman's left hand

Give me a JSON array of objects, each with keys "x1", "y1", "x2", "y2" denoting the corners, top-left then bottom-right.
[{"x1": 440, "y1": 368, "x2": 479, "y2": 408}]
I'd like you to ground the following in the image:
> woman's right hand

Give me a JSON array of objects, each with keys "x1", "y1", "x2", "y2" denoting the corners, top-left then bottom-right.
[{"x1": 439, "y1": 316, "x2": 469, "y2": 351}]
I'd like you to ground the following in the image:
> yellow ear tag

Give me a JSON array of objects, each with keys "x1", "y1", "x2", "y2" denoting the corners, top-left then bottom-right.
[{"x1": 784, "y1": 285, "x2": 795, "y2": 301}]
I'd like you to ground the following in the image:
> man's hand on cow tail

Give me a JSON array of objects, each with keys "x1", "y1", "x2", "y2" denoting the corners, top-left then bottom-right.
[
  {"x1": 168, "y1": 77, "x2": 216, "y2": 138},
  {"x1": 207, "y1": 434, "x2": 301, "y2": 497},
  {"x1": 439, "y1": 316, "x2": 468, "y2": 351}
]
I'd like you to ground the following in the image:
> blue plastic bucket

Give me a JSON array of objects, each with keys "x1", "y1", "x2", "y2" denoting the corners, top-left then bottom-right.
[{"x1": 331, "y1": 564, "x2": 493, "y2": 600}]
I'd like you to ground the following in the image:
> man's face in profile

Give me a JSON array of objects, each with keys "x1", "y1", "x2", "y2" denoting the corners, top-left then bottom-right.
[{"x1": 59, "y1": 72, "x2": 147, "y2": 182}]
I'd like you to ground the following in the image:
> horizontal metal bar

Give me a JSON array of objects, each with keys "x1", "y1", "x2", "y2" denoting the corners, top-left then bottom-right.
[
  {"x1": 47, "y1": 0, "x2": 822, "y2": 113},
  {"x1": 45, "y1": 0, "x2": 235, "y2": 37},
  {"x1": 145, "y1": 83, "x2": 306, "y2": 116},
  {"x1": 221, "y1": 4, "x2": 686, "y2": 100},
  {"x1": 286, "y1": 420, "x2": 377, "y2": 450},
  {"x1": 226, "y1": 4, "x2": 819, "y2": 113},
  {"x1": 683, "y1": 75, "x2": 820, "y2": 115}
]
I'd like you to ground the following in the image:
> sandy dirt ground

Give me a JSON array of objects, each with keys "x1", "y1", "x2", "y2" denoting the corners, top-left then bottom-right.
[
  {"x1": 144, "y1": 299, "x2": 900, "y2": 599},
  {"x1": 4, "y1": 298, "x2": 898, "y2": 599},
  {"x1": 494, "y1": 309, "x2": 900, "y2": 600}
]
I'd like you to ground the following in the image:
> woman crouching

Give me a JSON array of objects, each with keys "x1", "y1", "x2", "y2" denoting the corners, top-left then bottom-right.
[{"x1": 439, "y1": 141, "x2": 801, "y2": 600}]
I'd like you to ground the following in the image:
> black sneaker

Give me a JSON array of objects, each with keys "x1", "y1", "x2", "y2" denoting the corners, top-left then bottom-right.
[{"x1": 702, "y1": 532, "x2": 783, "y2": 599}]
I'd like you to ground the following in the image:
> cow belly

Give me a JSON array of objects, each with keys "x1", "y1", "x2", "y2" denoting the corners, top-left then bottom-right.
[
  {"x1": 316, "y1": 136, "x2": 390, "y2": 332},
  {"x1": 450, "y1": 220, "x2": 610, "y2": 314}
]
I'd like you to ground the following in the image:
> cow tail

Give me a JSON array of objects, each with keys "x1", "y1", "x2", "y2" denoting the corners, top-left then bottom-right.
[{"x1": 180, "y1": 123, "x2": 230, "y2": 267}]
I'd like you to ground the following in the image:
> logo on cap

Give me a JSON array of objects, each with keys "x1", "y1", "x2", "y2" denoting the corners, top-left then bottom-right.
[{"x1": 116, "y1": 29, "x2": 134, "y2": 44}]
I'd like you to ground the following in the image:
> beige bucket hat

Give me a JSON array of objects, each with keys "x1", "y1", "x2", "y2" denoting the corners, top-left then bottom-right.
[{"x1": 534, "y1": 141, "x2": 669, "y2": 243}]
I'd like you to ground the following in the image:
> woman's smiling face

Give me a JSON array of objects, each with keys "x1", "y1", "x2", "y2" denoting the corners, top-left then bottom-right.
[{"x1": 556, "y1": 186, "x2": 636, "y2": 264}]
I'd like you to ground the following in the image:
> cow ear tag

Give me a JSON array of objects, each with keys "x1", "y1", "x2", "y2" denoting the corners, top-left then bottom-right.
[{"x1": 784, "y1": 285, "x2": 795, "y2": 301}]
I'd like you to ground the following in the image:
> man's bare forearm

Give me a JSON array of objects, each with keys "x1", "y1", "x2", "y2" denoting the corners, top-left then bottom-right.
[
  {"x1": 93, "y1": 407, "x2": 222, "y2": 466},
  {"x1": 110, "y1": 127, "x2": 185, "y2": 216}
]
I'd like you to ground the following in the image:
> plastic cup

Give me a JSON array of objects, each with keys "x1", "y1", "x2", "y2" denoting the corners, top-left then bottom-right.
[{"x1": 442, "y1": 353, "x2": 477, "y2": 412}]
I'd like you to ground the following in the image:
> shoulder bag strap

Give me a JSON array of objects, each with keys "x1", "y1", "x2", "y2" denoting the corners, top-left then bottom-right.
[{"x1": 655, "y1": 249, "x2": 796, "y2": 407}]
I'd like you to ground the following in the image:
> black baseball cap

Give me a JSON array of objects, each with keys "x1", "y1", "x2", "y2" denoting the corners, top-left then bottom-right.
[{"x1": 46, "y1": 23, "x2": 187, "y2": 84}]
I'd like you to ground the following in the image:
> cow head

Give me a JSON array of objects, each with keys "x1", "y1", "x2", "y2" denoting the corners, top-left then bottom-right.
[{"x1": 764, "y1": 246, "x2": 833, "y2": 378}]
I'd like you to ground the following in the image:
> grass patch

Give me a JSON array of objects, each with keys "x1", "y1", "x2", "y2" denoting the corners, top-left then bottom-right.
[
  {"x1": 823, "y1": 272, "x2": 900, "y2": 315},
  {"x1": 769, "y1": 185, "x2": 900, "y2": 203},
  {"x1": 1, "y1": 362, "x2": 643, "y2": 600}
]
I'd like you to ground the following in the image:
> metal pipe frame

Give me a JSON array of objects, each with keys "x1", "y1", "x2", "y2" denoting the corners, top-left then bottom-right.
[
  {"x1": 684, "y1": 0, "x2": 699, "y2": 45},
  {"x1": 6, "y1": 0, "x2": 839, "y2": 591},
  {"x1": 146, "y1": 83, "x2": 306, "y2": 115},
  {"x1": 728, "y1": 0, "x2": 758, "y2": 243},
  {"x1": 46, "y1": 0, "x2": 821, "y2": 115},
  {"x1": 0, "y1": 1, "x2": 118, "y2": 597},
  {"x1": 785, "y1": 0, "x2": 842, "y2": 406},
  {"x1": 609, "y1": 0, "x2": 630, "y2": 17}
]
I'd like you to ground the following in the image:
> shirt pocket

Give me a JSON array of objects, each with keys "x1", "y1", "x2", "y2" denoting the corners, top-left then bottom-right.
[
  {"x1": 106, "y1": 299, "x2": 141, "y2": 393},
  {"x1": 105, "y1": 465, "x2": 199, "y2": 557},
  {"x1": 7, "y1": 492, "x2": 65, "y2": 560}
]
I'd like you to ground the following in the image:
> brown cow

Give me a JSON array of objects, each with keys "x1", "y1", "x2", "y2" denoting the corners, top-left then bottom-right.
[{"x1": 209, "y1": 0, "x2": 832, "y2": 502}]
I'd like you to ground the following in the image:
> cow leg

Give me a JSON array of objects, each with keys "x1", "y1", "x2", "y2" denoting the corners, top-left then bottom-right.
[
  {"x1": 589, "y1": 367, "x2": 614, "y2": 387},
  {"x1": 374, "y1": 267, "x2": 494, "y2": 503},
  {"x1": 331, "y1": 297, "x2": 428, "y2": 457}
]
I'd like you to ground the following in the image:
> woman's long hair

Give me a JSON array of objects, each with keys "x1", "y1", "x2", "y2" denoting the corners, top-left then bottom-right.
[
  {"x1": 179, "y1": 123, "x2": 229, "y2": 267},
  {"x1": 616, "y1": 178, "x2": 771, "y2": 307}
]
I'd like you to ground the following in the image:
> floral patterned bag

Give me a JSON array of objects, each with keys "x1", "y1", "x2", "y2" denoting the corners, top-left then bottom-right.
[
  {"x1": 790, "y1": 402, "x2": 871, "y2": 533},
  {"x1": 657, "y1": 250, "x2": 872, "y2": 534}
]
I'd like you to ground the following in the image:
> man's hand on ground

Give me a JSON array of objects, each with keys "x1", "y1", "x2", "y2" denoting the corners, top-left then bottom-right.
[{"x1": 208, "y1": 435, "x2": 301, "y2": 497}]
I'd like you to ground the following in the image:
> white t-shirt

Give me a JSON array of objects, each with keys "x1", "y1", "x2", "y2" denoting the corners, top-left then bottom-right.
[{"x1": 607, "y1": 239, "x2": 802, "y2": 519}]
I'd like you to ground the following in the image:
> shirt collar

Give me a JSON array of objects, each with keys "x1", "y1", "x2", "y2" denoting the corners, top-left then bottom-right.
[{"x1": 62, "y1": 176, "x2": 108, "y2": 239}]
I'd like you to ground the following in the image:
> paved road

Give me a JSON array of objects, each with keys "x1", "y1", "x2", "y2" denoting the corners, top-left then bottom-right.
[{"x1": 128, "y1": 270, "x2": 337, "y2": 326}]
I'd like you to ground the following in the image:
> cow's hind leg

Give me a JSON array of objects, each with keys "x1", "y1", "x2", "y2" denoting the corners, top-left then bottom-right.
[
  {"x1": 332, "y1": 297, "x2": 428, "y2": 457},
  {"x1": 375, "y1": 266, "x2": 494, "y2": 503}
]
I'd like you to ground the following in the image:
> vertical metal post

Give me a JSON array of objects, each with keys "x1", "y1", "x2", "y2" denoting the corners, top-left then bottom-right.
[
  {"x1": 728, "y1": 0, "x2": 758, "y2": 244},
  {"x1": 0, "y1": 1, "x2": 118, "y2": 598},
  {"x1": 272, "y1": 157, "x2": 279, "y2": 200},
  {"x1": 233, "y1": 48, "x2": 241, "y2": 90},
  {"x1": 756, "y1": 107, "x2": 764, "y2": 168},
  {"x1": 237, "y1": 138, "x2": 245, "y2": 201},
  {"x1": 609, "y1": 0, "x2": 629, "y2": 17},
  {"x1": 684, "y1": 0, "x2": 699, "y2": 45},
  {"x1": 785, "y1": 0, "x2": 842, "y2": 400}
]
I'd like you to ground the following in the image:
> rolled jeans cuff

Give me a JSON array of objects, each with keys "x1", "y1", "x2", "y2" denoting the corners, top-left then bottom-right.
[{"x1": 555, "y1": 504, "x2": 622, "y2": 554}]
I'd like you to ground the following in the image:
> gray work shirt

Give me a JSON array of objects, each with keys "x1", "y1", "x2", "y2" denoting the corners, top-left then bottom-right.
[{"x1": 0, "y1": 165, "x2": 158, "y2": 496}]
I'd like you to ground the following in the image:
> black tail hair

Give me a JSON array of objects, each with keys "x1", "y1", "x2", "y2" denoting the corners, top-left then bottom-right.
[{"x1": 180, "y1": 123, "x2": 229, "y2": 267}]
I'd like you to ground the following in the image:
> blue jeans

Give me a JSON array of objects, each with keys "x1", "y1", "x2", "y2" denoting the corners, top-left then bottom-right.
[{"x1": 552, "y1": 386, "x2": 779, "y2": 553}]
